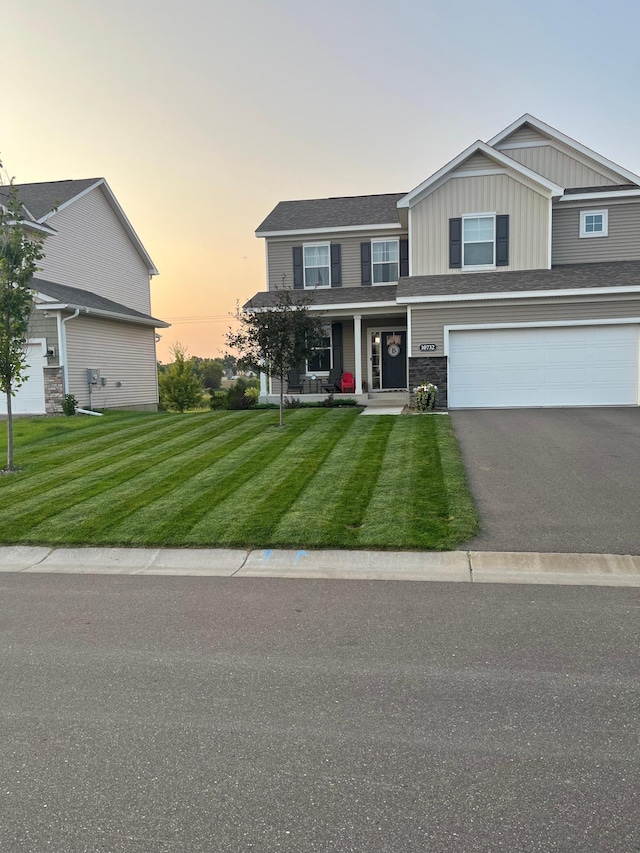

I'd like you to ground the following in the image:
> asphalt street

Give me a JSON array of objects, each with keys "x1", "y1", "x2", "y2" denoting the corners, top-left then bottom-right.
[
  {"x1": 452, "y1": 408, "x2": 640, "y2": 555},
  {"x1": 0, "y1": 573, "x2": 638, "y2": 852}
]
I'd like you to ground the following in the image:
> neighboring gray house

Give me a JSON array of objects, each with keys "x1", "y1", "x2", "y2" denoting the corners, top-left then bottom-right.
[
  {"x1": 0, "y1": 178, "x2": 167, "y2": 414},
  {"x1": 250, "y1": 114, "x2": 640, "y2": 408}
]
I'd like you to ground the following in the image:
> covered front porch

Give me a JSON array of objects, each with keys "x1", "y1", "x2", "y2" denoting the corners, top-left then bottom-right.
[{"x1": 261, "y1": 307, "x2": 410, "y2": 403}]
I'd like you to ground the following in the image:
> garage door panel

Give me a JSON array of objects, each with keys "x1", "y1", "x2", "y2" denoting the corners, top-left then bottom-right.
[
  {"x1": 0, "y1": 343, "x2": 47, "y2": 415},
  {"x1": 449, "y1": 325, "x2": 639, "y2": 408}
]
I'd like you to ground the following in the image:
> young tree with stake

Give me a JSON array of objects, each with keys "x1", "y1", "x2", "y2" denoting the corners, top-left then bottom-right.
[
  {"x1": 0, "y1": 179, "x2": 44, "y2": 471},
  {"x1": 226, "y1": 288, "x2": 326, "y2": 427}
]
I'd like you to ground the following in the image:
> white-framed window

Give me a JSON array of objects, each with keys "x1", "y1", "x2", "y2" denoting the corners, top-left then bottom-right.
[
  {"x1": 303, "y1": 243, "x2": 331, "y2": 288},
  {"x1": 462, "y1": 214, "x2": 496, "y2": 269},
  {"x1": 580, "y1": 209, "x2": 608, "y2": 238},
  {"x1": 372, "y1": 239, "x2": 399, "y2": 284},
  {"x1": 306, "y1": 324, "x2": 332, "y2": 373}
]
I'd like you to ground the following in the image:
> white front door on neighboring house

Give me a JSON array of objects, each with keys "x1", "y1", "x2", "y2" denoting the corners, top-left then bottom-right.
[
  {"x1": 448, "y1": 324, "x2": 640, "y2": 408},
  {"x1": 0, "y1": 339, "x2": 48, "y2": 415}
]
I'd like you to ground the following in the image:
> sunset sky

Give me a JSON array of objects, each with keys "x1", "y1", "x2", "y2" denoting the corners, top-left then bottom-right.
[{"x1": 3, "y1": 0, "x2": 640, "y2": 362}]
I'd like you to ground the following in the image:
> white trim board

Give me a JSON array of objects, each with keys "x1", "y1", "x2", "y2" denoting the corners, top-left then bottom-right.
[
  {"x1": 398, "y1": 285, "x2": 640, "y2": 304},
  {"x1": 256, "y1": 223, "x2": 403, "y2": 238}
]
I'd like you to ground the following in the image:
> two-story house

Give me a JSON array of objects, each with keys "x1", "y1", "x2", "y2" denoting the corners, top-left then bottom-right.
[
  {"x1": 249, "y1": 114, "x2": 640, "y2": 408},
  {"x1": 0, "y1": 178, "x2": 167, "y2": 414}
]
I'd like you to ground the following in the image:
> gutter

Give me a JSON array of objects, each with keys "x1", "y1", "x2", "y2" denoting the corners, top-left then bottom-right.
[
  {"x1": 36, "y1": 302, "x2": 169, "y2": 328},
  {"x1": 60, "y1": 309, "x2": 80, "y2": 393}
]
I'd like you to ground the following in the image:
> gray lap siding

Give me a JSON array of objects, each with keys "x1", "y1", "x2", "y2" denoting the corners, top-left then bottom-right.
[{"x1": 266, "y1": 231, "x2": 407, "y2": 291}]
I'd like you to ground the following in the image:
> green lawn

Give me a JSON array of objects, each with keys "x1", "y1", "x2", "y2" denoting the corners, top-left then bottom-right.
[{"x1": 0, "y1": 410, "x2": 479, "y2": 550}]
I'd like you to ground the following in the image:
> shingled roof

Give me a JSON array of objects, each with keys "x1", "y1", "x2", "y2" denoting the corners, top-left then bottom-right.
[
  {"x1": 256, "y1": 193, "x2": 406, "y2": 234},
  {"x1": 397, "y1": 261, "x2": 640, "y2": 300},
  {"x1": 244, "y1": 285, "x2": 398, "y2": 310},
  {"x1": 1, "y1": 178, "x2": 102, "y2": 220},
  {"x1": 33, "y1": 278, "x2": 169, "y2": 327}
]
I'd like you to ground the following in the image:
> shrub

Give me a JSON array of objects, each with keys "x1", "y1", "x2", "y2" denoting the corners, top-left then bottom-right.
[
  {"x1": 414, "y1": 382, "x2": 438, "y2": 412},
  {"x1": 209, "y1": 393, "x2": 227, "y2": 411},
  {"x1": 62, "y1": 394, "x2": 78, "y2": 417},
  {"x1": 284, "y1": 396, "x2": 303, "y2": 409}
]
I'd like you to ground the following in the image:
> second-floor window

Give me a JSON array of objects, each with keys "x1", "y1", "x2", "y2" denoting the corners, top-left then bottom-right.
[
  {"x1": 580, "y1": 209, "x2": 608, "y2": 238},
  {"x1": 372, "y1": 240, "x2": 399, "y2": 283},
  {"x1": 304, "y1": 243, "x2": 331, "y2": 287},
  {"x1": 463, "y1": 215, "x2": 496, "y2": 268}
]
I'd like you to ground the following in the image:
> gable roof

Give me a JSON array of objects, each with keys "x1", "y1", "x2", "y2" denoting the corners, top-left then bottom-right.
[
  {"x1": 33, "y1": 278, "x2": 169, "y2": 327},
  {"x1": 5, "y1": 178, "x2": 159, "y2": 275},
  {"x1": 4, "y1": 178, "x2": 101, "y2": 220},
  {"x1": 488, "y1": 114, "x2": 640, "y2": 187},
  {"x1": 256, "y1": 193, "x2": 406, "y2": 236},
  {"x1": 397, "y1": 140, "x2": 564, "y2": 209}
]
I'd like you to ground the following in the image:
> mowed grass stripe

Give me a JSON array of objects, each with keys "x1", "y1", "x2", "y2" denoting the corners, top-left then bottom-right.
[
  {"x1": 2, "y1": 412, "x2": 233, "y2": 478},
  {"x1": 0, "y1": 415, "x2": 264, "y2": 541},
  {"x1": 36, "y1": 415, "x2": 275, "y2": 544},
  {"x1": 200, "y1": 408, "x2": 360, "y2": 547},
  {"x1": 152, "y1": 409, "x2": 343, "y2": 545},
  {"x1": 268, "y1": 416, "x2": 393, "y2": 548},
  {"x1": 0, "y1": 413, "x2": 244, "y2": 515},
  {"x1": 356, "y1": 417, "x2": 450, "y2": 549},
  {"x1": 5, "y1": 413, "x2": 176, "y2": 466},
  {"x1": 270, "y1": 416, "x2": 381, "y2": 546},
  {"x1": 103, "y1": 409, "x2": 330, "y2": 545},
  {"x1": 432, "y1": 416, "x2": 479, "y2": 546}
]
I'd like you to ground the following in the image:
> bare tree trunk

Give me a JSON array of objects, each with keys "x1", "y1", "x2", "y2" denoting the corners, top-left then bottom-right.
[
  {"x1": 279, "y1": 369, "x2": 285, "y2": 427},
  {"x1": 6, "y1": 386, "x2": 13, "y2": 470}
]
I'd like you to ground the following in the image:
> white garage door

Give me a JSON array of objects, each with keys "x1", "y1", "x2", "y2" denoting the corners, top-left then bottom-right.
[
  {"x1": 449, "y1": 324, "x2": 640, "y2": 408},
  {"x1": 0, "y1": 341, "x2": 47, "y2": 415}
]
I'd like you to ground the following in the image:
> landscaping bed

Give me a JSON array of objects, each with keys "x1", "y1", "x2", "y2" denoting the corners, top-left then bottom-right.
[{"x1": 0, "y1": 410, "x2": 478, "y2": 550}]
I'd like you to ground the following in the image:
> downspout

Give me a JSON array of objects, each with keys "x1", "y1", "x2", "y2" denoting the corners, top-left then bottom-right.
[{"x1": 60, "y1": 309, "x2": 80, "y2": 394}]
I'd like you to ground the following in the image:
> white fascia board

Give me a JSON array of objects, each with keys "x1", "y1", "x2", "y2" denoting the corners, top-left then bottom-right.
[
  {"x1": 487, "y1": 113, "x2": 640, "y2": 186},
  {"x1": 34, "y1": 301, "x2": 169, "y2": 327},
  {"x1": 397, "y1": 285, "x2": 640, "y2": 304},
  {"x1": 250, "y1": 300, "x2": 401, "y2": 313},
  {"x1": 558, "y1": 190, "x2": 640, "y2": 202},
  {"x1": 38, "y1": 178, "x2": 159, "y2": 275},
  {"x1": 397, "y1": 140, "x2": 563, "y2": 209},
  {"x1": 9, "y1": 219, "x2": 56, "y2": 235},
  {"x1": 255, "y1": 223, "x2": 402, "y2": 238}
]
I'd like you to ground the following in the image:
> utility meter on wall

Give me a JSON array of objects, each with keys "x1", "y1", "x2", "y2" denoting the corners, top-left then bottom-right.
[{"x1": 86, "y1": 369, "x2": 100, "y2": 385}]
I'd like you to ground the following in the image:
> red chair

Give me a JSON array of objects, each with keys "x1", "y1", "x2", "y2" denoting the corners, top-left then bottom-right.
[{"x1": 340, "y1": 372, "x2": 355, "y2": 393}]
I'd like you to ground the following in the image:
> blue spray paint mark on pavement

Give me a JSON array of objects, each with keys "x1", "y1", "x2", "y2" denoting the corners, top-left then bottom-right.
[
  {"x1": 294, "y1": 550, "x2": 308, "y2": 566},
  {"x1": 264, "y1": 549, "x2": 272, "y2": 561}
]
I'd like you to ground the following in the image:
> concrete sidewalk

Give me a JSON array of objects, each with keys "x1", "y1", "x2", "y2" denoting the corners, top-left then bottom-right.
[{"x1": 1, "y1": 545, "x2": 639, "y2": 586}]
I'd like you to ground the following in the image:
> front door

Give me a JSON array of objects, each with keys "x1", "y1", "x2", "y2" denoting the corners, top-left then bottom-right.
[{"x1": 370, "y1": 330, "x2": 407, "y2": 390}]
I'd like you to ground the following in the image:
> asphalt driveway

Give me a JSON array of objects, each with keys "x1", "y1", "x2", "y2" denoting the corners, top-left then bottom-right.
[{"x1": 451, "y1": 408, "x2": 640, "y2": 555}]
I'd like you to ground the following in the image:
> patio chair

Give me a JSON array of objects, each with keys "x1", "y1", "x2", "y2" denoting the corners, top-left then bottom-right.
[
  {"x1": 286, "y1": 369, "x2": 305, "y2": 393},
  {"x1": 340, "y1": 372, "x2": 355, "y2": 394},
  {"x1": 322, "y1": 368, "x2": 342, "y2": 393}
]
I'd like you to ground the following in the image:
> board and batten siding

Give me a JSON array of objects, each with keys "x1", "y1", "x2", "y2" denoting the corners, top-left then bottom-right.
[
  {"x1": 552, "y1": 200, "x2": 640, "y2": 264},
  {"x1": 39, "y1": 186, "x2": 152, "y2": 315},
  {"x1": 65, "y1": 315, "x2": 159, "y2": 410},
  {"x1": 410, "y1": 295, "x2": 640, "y2": 356},
  {"x1": 411, "y1": 174, "x2": 549, "y2": 275},
  {"x1": 500, "y1": 145, "x2": 621, "y2": 188},
  {"x1": 266, "y1": 230, "x2": 407, "y2": 291}
]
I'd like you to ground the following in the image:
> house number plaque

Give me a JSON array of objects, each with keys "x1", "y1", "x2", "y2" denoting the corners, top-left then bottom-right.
[{"x1": 419, "y1": 344, "x2": 437, "y2": 351}]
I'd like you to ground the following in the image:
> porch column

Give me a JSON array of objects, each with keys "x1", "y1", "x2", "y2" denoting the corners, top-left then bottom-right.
[
  {"x1": 259, "y1": 370, "x2": 268, "y2": 401},
  {"x1": 353, "y1": 314, "x2": 363, "y2": 395}
]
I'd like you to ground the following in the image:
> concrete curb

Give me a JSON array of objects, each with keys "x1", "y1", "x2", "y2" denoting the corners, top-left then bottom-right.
[{"x1": 1, "y1": 546, "x2": 639, "y2": 587}]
